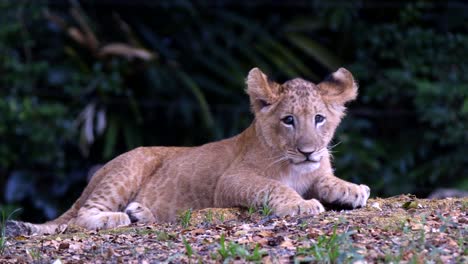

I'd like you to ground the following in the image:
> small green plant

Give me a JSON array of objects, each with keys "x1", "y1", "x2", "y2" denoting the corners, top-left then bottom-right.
[
  {"x1": 203, "y1": 210, "x2": 213, "y2": 224},
  {"x1": 461, "y1": 201, "x2": 468, "y2": 212},
  {"x1": 459, "y1": 230, "x2": 468, "y2": 261},
  {"x1": 247, "y1": 204, "x2": 256, "y2": 217},
  {"x1": 217, "y1": 234, "x2": 229, "y2": 259},
  {"x1": 210, "y1": 252, "x2": 218, "y2": 260},
  {"x1": 217, "y1": 234, "x2": 266, "y2": 262},
  {"x1": 155, "y1": 231, "x2": 174, "y2": 241},
  {"x1": 417, "y1": 216, "x2": 427, "y2": 251},
  {"x1": 0, "y1": 214, "x2": 7, "y2": 255},
  {"x1": 298, "y1": 221, "x2": 308, "y2": 231},
  {"x1": 134, "y1": 228, "x2": 154, "y2": 236},
  {"x1": 182, "y1": 236, "x2": 194, "y2": 258},
  {"x1": 295, "y1": 226, "x2": 363, "y2": 263},
  {"x1": 383, "y1": 249, "x2": 404, "y2": 263},
  {"x1": 217, "y1": 212, "x2": 225, "y2": 222},
  {"x1": 260, "y1": 205, "x2": 273, "y2": 217},
  {"x1": 437, "y1": 212, "x2": 457, "y2": 232},
  {"x1": 259, "y1": 197, "x2": 273, "y2": 217},
  {"x1": 26, "y1": 247, "x2": 42, "y2": 262},
  {"x1": 247, "y1": 244, "x2": 266, "y2": 262},
  {"x1": 179, "y1": 209, "x2": 192, "y2": 228},
  {"x1": 0, "y1": 208, "x2": 22, "y2": 255}
]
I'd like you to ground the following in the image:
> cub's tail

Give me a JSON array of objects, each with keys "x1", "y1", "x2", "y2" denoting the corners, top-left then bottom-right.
[
  {"x1": 4, "y1": 205, "x2": 76, "y2": 237},
  {"x1": 3, "y1": 162, "x2": 113, "y2": 237},
  {"x1": 5, "y1": 220, "x2": 66, "y2": 237}
]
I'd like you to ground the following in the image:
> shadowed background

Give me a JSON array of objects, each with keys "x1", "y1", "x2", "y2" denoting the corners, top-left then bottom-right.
[{"x1": 0, "y1": 0, "x2": 467, "y2": 222}]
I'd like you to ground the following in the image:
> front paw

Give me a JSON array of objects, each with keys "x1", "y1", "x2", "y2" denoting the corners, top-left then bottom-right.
[
  {"x1": 275, "y1": 198, "x2": 325, "y2": 217},
  {"x1": 349, "y1": 184, "x2": 370, "y2": 208}
]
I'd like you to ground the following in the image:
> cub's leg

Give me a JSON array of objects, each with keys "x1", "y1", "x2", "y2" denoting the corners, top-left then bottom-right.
[
  {"x1": 124, "y1": 202, "x2": 156, "y2": 224},
  {"x1": 71, "y1": 148, "x2": 151, "y2": 230},
  {"x1": 72, "y1": 182, "x2": 133, "y2": 230},
  {"x1": 308, "y1": 175, "x2": 370, "y2": 208},
  {"x1": 215, "y1": 173, "x2": 324, "y2": 217}
]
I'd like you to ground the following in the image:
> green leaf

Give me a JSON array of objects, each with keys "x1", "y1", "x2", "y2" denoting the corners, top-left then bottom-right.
[
  {"x1": 103, "y1": 118, "x2": 118, "y2": 159},
  {"x1": 263, "y1": 39, "x2": 320, "y2": 80},
  {"x1": 284, "y1": 17, "x2": 322, "y2": 33},
  {"x1": 207, "y1": 42, "x2": 245, "y2": 85},
  {"x1": 287, "y1": 34, "x2": 342, "y2": 70},
  {"x1": 177, "y1": 71, "x2": 219, "y2": 138},
  {"x1": 461, "y1": 98, "x2": 468, "y2": 114},
  {"x1": 255, "y1": 44, "x2": 299, "y2": 77},
  {"x1": 123, "y1": 125, "x2": 141, "y2": 150},
  {"x1": 190, "y1": 51, "x2": 239, "y2": 85},
  {"x1": 402, "y1": 200, "x2": 419, "y2": 210}
]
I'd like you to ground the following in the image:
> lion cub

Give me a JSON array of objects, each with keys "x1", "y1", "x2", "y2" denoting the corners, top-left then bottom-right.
[{"x1": 7, "y1": 67, "x2": 370, "y2": 236}]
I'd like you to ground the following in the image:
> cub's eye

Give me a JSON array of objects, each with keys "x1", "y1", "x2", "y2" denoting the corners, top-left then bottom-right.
[
  {"x1": 281, "y1": 115, "x2": 295, "y2": 126},
  {"x1": 315, "y1": 114, "x2": 326, "y2": 124}
]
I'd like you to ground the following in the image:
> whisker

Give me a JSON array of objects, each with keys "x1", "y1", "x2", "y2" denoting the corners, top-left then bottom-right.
[
  {"x1": 317, "y1": 148, "x2": 328, "y2": 154},
  {"x1": 286, "y1": 150, "x2": 302, "y2": 158},
  {"x1": 327, "y1": 141, "x2": 342, "y2": 150},
  {"x1": 264, "y1": 155, "x2": 285, "y2": 161},
  {"x1": 265, "y1": 155, "x2": 289, "y2": 171},
  {"x1": 270, "y1": 160, "x2": 288, "y2": 171},
  {"x1": 276, "y1": 159, "x2": 290, "y2": 172}
]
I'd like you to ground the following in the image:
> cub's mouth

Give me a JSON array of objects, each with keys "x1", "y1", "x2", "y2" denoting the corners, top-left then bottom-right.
[
  {"x1": 291, "y1": 156, "x2": 322, "y2": 165},
  {"x1": 290, "y1": 157, "x2": 322, "y2": 174},
  {"x1": 290, "y1": 156, "x2": 322, "y2": 167}
]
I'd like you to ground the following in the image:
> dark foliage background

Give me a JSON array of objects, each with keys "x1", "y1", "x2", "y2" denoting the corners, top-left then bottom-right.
[{"x1": 1, "y1": 0, "x2": 467, "y2": 222}]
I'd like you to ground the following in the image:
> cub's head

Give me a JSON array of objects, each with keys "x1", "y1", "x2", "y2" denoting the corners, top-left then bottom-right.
[{"x1": 246, "y1": 67, "x2": 358, "y2": 173}]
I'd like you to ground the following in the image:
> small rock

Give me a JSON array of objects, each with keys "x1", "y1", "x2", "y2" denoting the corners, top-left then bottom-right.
[
  {"x1": 352, "y1": 260, "x2": 368, "y2": 264},
  {"x1": 371, "y1": 202, "x2": 382, "y2": 211}
]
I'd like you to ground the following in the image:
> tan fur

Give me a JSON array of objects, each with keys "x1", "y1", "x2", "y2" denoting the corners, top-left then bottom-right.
[{"x1": 6, "y1": 67, "x2": 370, "y2": 236}]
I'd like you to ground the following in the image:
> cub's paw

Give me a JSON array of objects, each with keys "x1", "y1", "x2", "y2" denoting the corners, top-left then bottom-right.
[
  {"x1": 100, "y1": 212, "x2": 132, "y2": 229},
  {"x1": 125, "y1": 202, "x2": 155, "y2": 224},
  {"x1": 275, "y1": 198, "x2": 325, "y2": 217},
  {"x1": 75, "y1": 212, "x2": 131, "y2": 230},
  {"x1": 347, "y1": 184, "x2": 370, "y2": 208}
]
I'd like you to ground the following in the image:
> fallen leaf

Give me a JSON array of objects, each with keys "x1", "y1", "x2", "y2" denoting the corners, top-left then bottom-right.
[
  {"x1": 279, "y1": 237, "x2": 295, "y2": 249},
  {"x1": 402, "y1": 200, "x2": 419, "y2": 210},
  {"x1": 257, "y1": 230, "x2": 274, "y2": 237},
  {"x1": 105, "y1": 247, "x2": 115, "y2": 259},
  {"x1": 135, "y1": 247, "x2": 145, "y2": 254},
  {"x1": 58, "y1": 242, "x2": 69, "y2": 250},
  {"x1": 99, "y1": 43, "x2": 155, "y2": 61},
  {"x1": 190, "y1": 228, "x2": 205, "y2": 236}
]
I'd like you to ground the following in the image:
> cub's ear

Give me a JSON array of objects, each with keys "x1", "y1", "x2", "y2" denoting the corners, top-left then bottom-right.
[
  {"x1": 317, "y1": 68, "x2": 358, "y2": 105},
  {"x1": 246, "y1": 68, "x2": 281, "y2": 113}
]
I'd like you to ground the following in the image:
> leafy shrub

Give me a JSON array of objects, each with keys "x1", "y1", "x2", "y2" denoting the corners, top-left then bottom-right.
[
  {"x1": 0, "y1": 1, "x2": 466, "y2": 221},
  {"x1": 335, "y1": 3, "x2": 468, "y2": 196}
]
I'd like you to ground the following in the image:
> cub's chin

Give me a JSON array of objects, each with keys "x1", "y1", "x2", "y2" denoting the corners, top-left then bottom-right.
[{"x1": 291, "y1": 160, "x2": 321, "y2": 175}]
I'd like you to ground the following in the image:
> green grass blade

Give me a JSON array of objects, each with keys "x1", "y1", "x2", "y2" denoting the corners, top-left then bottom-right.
[
  {"x1": 177, "y1": 71, "x2": 219, "y2": 138},
  {"x1": 287, "y1": 33, "x2": 342, "y2": 70}
]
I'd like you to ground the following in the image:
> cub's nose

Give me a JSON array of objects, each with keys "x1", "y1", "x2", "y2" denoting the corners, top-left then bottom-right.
[{"x1": 297, "y1": 148, "x2": 314, "y2": 159}]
